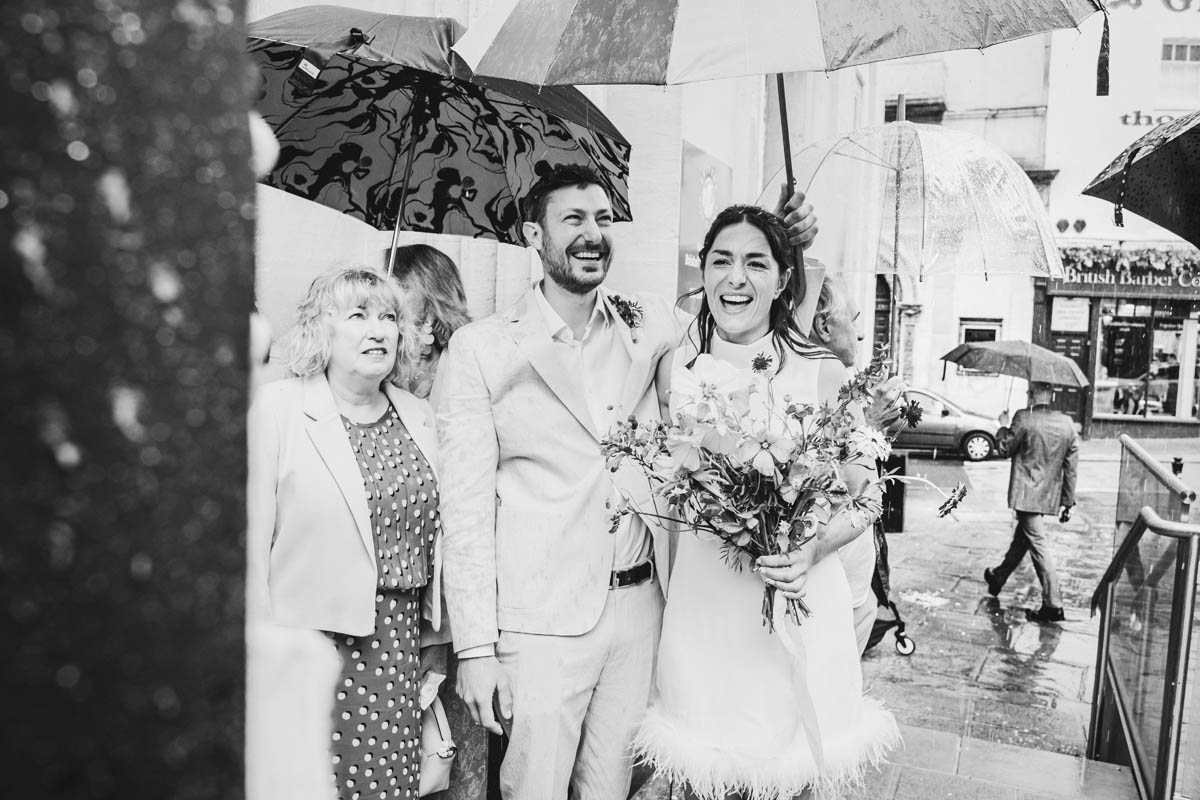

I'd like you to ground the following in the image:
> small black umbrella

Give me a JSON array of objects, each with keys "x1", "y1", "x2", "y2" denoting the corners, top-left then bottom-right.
[
  {"x1": 248, "y1": 7, "x2": 632, "y2": 260},
  {"x1": 1083, "y1": 109, "x2": 1200, "y2": 248}
]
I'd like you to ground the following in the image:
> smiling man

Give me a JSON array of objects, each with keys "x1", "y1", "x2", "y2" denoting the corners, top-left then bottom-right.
[{"x1": 434, "y1": 164, "x2": 817, "y2": 800}]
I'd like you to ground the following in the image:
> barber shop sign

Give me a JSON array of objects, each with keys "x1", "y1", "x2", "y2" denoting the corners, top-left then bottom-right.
[{"x1": 1056, "y1": 246, "x2": 1200, "y2": 296}]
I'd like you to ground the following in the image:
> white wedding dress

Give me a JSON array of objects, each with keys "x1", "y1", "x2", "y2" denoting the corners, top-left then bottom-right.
[{"x1": 634, "y1": 333, "x2": 899, "y2": 800}]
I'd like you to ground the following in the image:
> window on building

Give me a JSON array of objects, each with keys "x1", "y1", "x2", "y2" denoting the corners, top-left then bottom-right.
[
  {"x1": 1160, "y1": 39, "x2": 1200, "y2": 108},
  {"x1": 957, "y1": 318, "x2": 1003, "y2": 374},
  {"x1": 960, "y1": 318, "x2": 1002, "y2": 344},
  {"x1": 1096, "y1": 298, "x2": 1200, "y2": 419}
]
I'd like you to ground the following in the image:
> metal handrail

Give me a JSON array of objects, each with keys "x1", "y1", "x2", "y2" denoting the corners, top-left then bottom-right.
[
  {"x1": 1090, "y1": 508, "x2": 1200, "y2": 614},
  {"x1": 1118, "y1": 434, "x2": 1198, "y2": 507},
  {"x1": 1088, "y1": 504, "x2": 1200, "y2": 800}
]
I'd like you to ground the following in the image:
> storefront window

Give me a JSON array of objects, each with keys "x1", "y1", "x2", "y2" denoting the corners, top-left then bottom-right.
[{"x1": 1096, "y1": 298, "x2": 1200, "y2": 419}]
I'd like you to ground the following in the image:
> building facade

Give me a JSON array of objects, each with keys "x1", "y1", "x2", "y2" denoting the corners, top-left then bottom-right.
[{"x1": 868, "y1": 2, "x2": 1200, "y2": 437}]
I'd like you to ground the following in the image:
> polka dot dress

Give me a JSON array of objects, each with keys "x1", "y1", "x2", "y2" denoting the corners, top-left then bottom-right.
[{"x1": 329, "y1": 404, "x2": 440, "y2": 800}]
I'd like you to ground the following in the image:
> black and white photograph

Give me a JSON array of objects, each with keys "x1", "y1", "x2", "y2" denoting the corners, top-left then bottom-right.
[{"x1": 3, "y1": 1, "x2": 1200, "y2": 799}]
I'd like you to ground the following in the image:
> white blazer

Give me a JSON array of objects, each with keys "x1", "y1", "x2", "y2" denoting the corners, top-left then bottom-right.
[
  {"x1": 435, "y1": 287, "x2": 681, "y2": 652},
  {"x1": 247, "y1": 373, "x2": 442, "y2": 637}
]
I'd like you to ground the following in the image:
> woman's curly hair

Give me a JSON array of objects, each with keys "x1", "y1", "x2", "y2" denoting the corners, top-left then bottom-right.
[{"x1": 282, "y1": 265, "x2": 419, "y2": 386}]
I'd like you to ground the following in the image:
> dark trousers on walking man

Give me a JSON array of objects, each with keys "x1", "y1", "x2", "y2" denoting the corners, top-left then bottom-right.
[{"x1": 984, "y1": 384, "x2": 1079, "y2": 623}]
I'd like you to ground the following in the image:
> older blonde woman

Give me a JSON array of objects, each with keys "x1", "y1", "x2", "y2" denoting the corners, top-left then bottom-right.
[{"x1": 248, "y1": 265, "x2": 442, "y2": 800}]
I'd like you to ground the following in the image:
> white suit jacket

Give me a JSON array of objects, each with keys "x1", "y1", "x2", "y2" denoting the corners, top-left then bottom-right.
[
  {"x1": 247, "y1": 373, "x2": 442, "y2": 637},
  {"x1": 435, "y1": 287, "x2": 681, "y2": 652}
]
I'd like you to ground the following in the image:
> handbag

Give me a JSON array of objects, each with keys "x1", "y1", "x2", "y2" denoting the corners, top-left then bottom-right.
[{"x1": 418, "y1": 693, "x2": 457, "y2": 796}]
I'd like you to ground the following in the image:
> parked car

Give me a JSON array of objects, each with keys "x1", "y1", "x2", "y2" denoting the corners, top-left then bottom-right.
[{"x1": 893, "y1": 388, "x2": 1002, "y2": 461}]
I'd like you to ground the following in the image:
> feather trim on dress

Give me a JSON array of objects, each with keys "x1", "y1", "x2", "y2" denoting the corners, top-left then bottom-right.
[{"x1": 633, "y1": 696, "x2": 900, "y2": 800}]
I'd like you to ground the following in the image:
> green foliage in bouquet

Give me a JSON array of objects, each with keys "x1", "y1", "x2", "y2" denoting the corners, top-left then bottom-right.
[{"x1": 602, "y1": 347, "x2": 964, "y2": 631}]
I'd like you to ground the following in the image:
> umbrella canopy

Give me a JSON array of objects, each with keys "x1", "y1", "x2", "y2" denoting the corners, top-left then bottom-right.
[
  {"x1": 248, "y1": 7, "x2": 632, "y2": 246},
  {"x1": 941, "y1": 341, "x2": 1089, "y2": 388},
  {"x1": 453, "y1": 0, "x2": 1104, "y2": 86},
  {"x1": 756, "y1": 122, "x2": 1064, "y2": 279},
  {"x1": 1083, "y1": 109, "x2": 1200, "y2": 249},
  {"x1": 453, "y1": 0, "x2": 1106, "y2": 282}
]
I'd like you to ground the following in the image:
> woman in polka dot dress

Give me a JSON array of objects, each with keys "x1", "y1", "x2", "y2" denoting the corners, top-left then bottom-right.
[{"x1": 248, "y1": 266, "x2": 448, "y2": 800}]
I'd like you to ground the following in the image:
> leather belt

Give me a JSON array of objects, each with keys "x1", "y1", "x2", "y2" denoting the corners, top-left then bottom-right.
[{"x1": 609, "y1": 558, "x2": 655, "y2": 590}]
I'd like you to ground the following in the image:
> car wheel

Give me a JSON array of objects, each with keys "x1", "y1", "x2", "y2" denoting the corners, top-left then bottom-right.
[{"x1": 962, "y1": 432, "x2": 994, "y2": 462}]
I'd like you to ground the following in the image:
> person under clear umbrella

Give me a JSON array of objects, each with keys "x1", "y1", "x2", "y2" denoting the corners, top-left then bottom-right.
[{"x1": 984, "y1": 382, "x2": 1079, "y2": 623}]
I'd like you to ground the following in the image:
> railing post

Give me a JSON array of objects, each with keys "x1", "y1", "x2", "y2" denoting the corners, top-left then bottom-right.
[
  {"x1": 1088, "y1": 582, "x2": 1115, "y2": 760},
  {"x1": 1153, "y1": 535, "x2": 1199, "y2": 800}
]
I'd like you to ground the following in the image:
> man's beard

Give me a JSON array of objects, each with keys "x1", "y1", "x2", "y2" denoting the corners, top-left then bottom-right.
[{"x1": 542, "y1": 241, "x2": 611, "y2": 295}]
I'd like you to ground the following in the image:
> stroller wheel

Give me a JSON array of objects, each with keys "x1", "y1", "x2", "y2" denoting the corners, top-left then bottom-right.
[{"x1": 895, "y1": 634, "x2": 916, "y2": 656}]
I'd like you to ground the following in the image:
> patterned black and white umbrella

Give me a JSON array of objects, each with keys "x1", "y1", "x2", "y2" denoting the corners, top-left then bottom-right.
[{"x1": 248, "y1": 7, "x2": 631, "y2": 251}]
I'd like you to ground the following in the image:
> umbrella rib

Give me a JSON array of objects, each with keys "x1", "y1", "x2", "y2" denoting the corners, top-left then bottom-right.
[
  {"x1": 956, "y1": 147, "x2": 993, "y2": 281},
  {"x1": 835, "y1": 137, "x2": 898, "y2": 170},
  {"x1": 541, "y1": 0, "x2": 587, "y2": 84},
  {"x1": 912, "y1": 128, "x2": 928, "y2": 279}
]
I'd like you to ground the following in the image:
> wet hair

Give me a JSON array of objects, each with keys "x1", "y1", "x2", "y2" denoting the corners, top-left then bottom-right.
[
  {"x1": 389, "y1": 244, "x2": 470, "y2": 349},
  {"x1": 520, "y1": 163, "x2": 608, "y2": 232},
  {"x1": 283, "y1": 265, "x2": 419, "y2": 386},
  {"x1": 680, "y1": 204, "x2": 830, "y2": 369}
]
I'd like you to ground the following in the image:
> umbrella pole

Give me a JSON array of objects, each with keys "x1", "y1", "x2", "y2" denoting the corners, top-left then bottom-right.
[
  {"x1": 386, "y1": 118, "x2": 421, "y2": 277},
  {"x1": 890, "y1": 105, "x2": 904, "y2": 379},
  {"x1": 775, "y1": 74, "x2": 806, "y2": 276}
]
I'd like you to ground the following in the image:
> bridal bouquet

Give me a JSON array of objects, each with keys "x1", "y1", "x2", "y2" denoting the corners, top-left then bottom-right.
[{"x1": 602, "y1": 348, "x2": 961, "y2": 631}]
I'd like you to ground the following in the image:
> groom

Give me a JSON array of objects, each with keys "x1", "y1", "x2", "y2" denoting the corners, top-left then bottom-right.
[{"x1": 435, "y1": 164, "x2": 817, "y2": 800}]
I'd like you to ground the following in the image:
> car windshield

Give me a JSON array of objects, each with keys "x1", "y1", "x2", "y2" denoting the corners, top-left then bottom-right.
[{"x1": 909, "y1": 391, "x2": 990, "y2": 420}]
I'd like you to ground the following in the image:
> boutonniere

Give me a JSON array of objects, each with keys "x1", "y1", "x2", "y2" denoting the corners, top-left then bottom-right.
[{"x1": 608, "y1": 294, "x2": 643, "y2": 343}]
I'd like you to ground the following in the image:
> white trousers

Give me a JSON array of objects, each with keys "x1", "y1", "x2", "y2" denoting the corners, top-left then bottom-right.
[{"x1": 497, "y1": 578, "x2": 664, "y2": 800}]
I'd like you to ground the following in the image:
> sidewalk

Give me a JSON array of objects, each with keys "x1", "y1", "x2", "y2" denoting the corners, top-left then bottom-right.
[
  {"x1": 856, "y1": 437, "x2": 1198, "y2": 799},
  {"x1": 633, "y1": 438, "x2": 1197, "y2": 799}
]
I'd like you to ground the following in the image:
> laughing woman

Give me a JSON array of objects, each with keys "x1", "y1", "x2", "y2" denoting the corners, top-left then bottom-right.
[
  {"x1": 636, "y1": 206, "x2": 899, "y2": 800},
  {"x1": 248, "y1": 266, "x2": 443, "y2": 800}
]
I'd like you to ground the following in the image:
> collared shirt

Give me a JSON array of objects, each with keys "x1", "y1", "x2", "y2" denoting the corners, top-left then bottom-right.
[{"x1": 533, "y1": 284, "x2": 652, "y2": 570}]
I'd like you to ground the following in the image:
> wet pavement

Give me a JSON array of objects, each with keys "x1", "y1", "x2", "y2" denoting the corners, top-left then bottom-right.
[
  {"x1": 631, "y1": 436, "x2": 1200, "y2": 800},
  {"x1": 865, "y1": 437, "x2": 1200, "y2": 759}
]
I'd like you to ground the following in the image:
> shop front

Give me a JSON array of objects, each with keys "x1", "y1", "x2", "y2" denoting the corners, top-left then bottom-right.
[{"x1": 1034, "y1": 247, "x2": 1200, "y2": 438}]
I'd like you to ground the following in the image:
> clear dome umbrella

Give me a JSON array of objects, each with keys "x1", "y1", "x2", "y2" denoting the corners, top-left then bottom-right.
[{"x1": 757, "y1": 121, "x2": 1065, "y2": 281}]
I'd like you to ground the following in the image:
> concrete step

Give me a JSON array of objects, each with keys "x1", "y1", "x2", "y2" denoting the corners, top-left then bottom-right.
[
  {"x1": 630, "y1": 724, "x2": 1138, "y2": 800},
  {"x1": 839, "y1": 724, "x2": 1138, "y2": 800}
]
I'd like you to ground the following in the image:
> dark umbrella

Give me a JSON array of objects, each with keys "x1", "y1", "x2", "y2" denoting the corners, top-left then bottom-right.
[
  {"x1": 941, "y1": 340, "x2": 1089, "y2": 388},
  {"x1": 1083, "y1": 109, "x2": 1200, "y2": 248},
  {"x1": 248, "y1": 7, "x2": 632, "y2": 264}
]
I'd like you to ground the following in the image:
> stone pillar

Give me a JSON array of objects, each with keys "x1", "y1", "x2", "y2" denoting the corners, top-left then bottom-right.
[{"x1": 0, "y1": 2, "x2": 253, "y2": 796}]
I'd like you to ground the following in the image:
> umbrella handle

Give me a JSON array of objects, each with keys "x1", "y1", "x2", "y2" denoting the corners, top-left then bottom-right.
[{"x1": 774, "y1": 74, "x2": 806, "y2": 289}]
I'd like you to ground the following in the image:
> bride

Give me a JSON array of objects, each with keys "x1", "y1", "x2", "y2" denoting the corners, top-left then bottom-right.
[{"x1": 636, "y1": 205, "x2": 899, "y2": 800}]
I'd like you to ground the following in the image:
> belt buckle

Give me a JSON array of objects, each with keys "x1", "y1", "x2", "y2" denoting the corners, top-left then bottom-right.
[{"x1": 610, "y1": 569, "x2": 621, "y2": 590}]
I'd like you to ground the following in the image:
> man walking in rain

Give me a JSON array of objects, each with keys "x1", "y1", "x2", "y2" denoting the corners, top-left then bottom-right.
[{"x1": 984, "y1": 382, "x2": 1079, "y2": 623}]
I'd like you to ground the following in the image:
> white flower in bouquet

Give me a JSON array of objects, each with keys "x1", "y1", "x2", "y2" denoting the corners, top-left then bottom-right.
[
  {"x1": 849, "y1": 426, "x2": 892, "y2": 462},
  {"x1": 601, "y1": 346, "x2": 967, "y2": 632}
]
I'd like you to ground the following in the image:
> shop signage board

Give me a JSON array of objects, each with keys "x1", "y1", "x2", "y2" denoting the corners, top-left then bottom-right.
[
  {"x1": 1049, "y1": 247, "x2": 1200, "y2": 298},
  {"x1": 1051, "y1": 297, "x2": 1091, "y2": 332}
]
